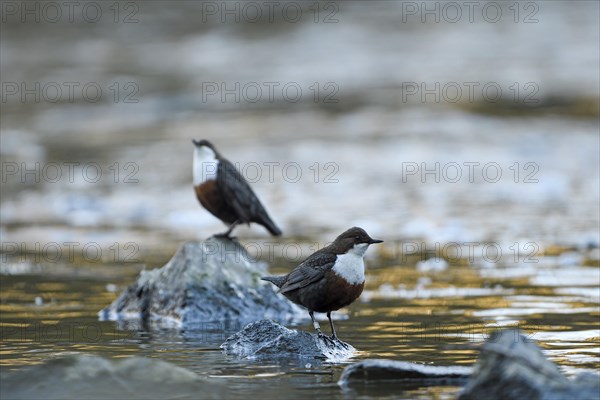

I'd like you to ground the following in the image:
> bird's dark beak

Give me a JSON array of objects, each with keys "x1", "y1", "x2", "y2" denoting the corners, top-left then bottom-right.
[
  {"x1": 369, "y1": 238, "x2": 384, "y2": 244},
  {"x1": 192, "y1": 139, "x2": 200, "y2": 146}
]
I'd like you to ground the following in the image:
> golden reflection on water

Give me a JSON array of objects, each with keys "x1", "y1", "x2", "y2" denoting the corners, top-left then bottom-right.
[{"x1": 1, "y1": 250, "x2": 599, "y2": 378}]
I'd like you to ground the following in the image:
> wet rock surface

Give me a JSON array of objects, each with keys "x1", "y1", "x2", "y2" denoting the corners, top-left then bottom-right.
[
  {"x1": 338, "y1": 359, "x2": 472, "y2": 386},
  {"x1": 221, "y1": 320, "x2": 355, "y2": 361},
  {"x1": 337, "y1": 329, "x2": 599, "y2": 399},
  {"x1": 99, "y1": 237, "x2": 301, "y2": 326},
  {"x1": 0, "y1": 354, "x2": 225, "y2": 400},
  {"x1": 459, "y1": 330, "x2": 600, "y2": 400}
]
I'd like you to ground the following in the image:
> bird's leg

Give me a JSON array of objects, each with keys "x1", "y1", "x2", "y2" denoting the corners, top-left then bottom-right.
[
  {"x1": 327, "y1": 311, "x2": 337, "y2": 340},
  {"x1": 309, "y1": 311, "x2": 323, "y2": 336},
  {"x1": 223, "y1": 221, "x2": 238, "y2": 237},
  {"x1": 327, "y1": 311, "x2": 349, "y2": 349},
  {"x1": 311, "y1": 311, "x2": 336, "y2": 346},
  {"x1": 215, "y1": 220, "x2": 239, "y2": 239}
]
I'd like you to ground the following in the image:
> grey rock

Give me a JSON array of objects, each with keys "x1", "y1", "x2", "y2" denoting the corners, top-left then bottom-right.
[
  {"x1": 99, "y1": 237, "x2": 302, "y2": 326},
  {"x1": 221, "y1": 319, "x2": 355, "y2": 361},
  {"x1": 459, "y1": 329, "x2": 600, "y2": 400},
  {"x1": 338, "y1": 359, "x2": 472, "y2": 386},
  {"x1": 0, "y1": 354, "x2": 226, "y2": 400}
]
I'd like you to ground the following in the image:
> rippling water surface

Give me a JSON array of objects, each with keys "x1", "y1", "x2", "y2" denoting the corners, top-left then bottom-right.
[
  {"x1": 1, "y1": 246, "x2": 598, "y2": 398},
  {"x1": 1, "y1": 1, "x2": 599, "y2": 398}
]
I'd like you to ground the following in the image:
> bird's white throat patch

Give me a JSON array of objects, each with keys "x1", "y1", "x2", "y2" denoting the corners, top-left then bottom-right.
[
  {"x1": 193, "y1": 146, "x2": 219, "y2": 185},
  {"x1": 332, "y1": 243, "x2": 369, "y2": 285}
]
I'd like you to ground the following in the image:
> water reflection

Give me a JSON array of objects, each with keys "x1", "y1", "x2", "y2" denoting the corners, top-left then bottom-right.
[
  {"x1": 1, "y1": 1, "x2": 599, "y2": 398},
  {"x1": 1, "y1": 246, "x2": 598, "y2": 398}
]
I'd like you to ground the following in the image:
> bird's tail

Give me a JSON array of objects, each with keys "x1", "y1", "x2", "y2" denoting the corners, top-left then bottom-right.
[
  {"x1": 260, "y1": 214, "x2": 282, "y2": 236},
  {"x1": 261, "y1": 275, "x2": 286, "y2": 289}
]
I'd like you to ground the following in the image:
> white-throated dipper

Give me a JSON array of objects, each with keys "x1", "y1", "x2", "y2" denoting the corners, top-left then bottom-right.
[
  {"x1": 192, "y1": 139, "x2": 282, "y2": 237},
  {"x1": 262, "y1": 227, "x2": 383, "y2": 343}
]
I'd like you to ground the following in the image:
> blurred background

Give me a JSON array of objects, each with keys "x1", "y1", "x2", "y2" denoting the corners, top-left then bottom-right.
[
  {"x1": 1, "y1": 2, "x2": 599, "y2": 397},
  {"x1": 2, "y1": 1, "x2": 598, "y2": 257}
]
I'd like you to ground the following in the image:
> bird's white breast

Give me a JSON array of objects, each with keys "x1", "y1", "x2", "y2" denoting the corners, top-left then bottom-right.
[
  {"x1": 193, "y1": 147, "x2": 219, "y2": 185},
  {"x1": 332, "y1": 243, "x2": 368, "y2": 285}
]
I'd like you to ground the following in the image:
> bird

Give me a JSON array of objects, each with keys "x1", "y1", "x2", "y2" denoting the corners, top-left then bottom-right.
[
  {"x1": 192, "y1": 139, "x2": 282, "y2": 237},
  {"x1": 262, "y1": 227, "x2": 383, "y2": 343}
]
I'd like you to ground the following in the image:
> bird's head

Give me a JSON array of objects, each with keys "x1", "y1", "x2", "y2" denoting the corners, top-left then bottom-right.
[{"x1": 334, "y1": 227, "x2": 383, "y2": 255}]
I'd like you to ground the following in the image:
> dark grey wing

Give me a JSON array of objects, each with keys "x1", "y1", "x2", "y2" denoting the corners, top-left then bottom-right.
[
  {"x1": 217, "y1": 159, "x2": 263, "y2": 223},
  {"x1": 279, "y1": 251, "x2": 337, "y2": 294}
]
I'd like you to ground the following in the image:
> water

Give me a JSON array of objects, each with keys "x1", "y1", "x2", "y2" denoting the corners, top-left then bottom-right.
[
  {"x1": 2, "y1": 2, "x2": 599, "y2": 246},
  {"x1": 1, "y1": 246, "x2": 598, "y2": 398},
  {"x1": 1, "y1": 1, "x2": 599, "y2": 398}
]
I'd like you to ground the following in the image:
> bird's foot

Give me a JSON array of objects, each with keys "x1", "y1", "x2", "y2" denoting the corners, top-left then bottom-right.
[
  {"x1": 317, "y1": 332, "x2": 338, "y2": 347},
  {"x1": 333, "y1": 336, "x2": 350, "y2": 350},
  {"x1": 213, "y1": 232, "x2": 238, "y2": 241},
  {"x1": 330, "y1": 335, "x2": 350, "y2": 349}
]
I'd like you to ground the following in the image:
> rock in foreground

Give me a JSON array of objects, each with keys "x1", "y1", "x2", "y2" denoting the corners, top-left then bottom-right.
[
  {"x1": 338, "y1": 359, "x2": 472, "y2": 386},
  {"x1": 459, "y1": 330, "x2": 600, "y2": 400},
  {"x1": 99, "y1": 237, "x2": 301, "y2": 326},
  {"x1": 221, "y1": 320, "x2": 355, "y2": 361},
  {"x1": 0, "y1": 354, "x2": 225, "y2": 400}
]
